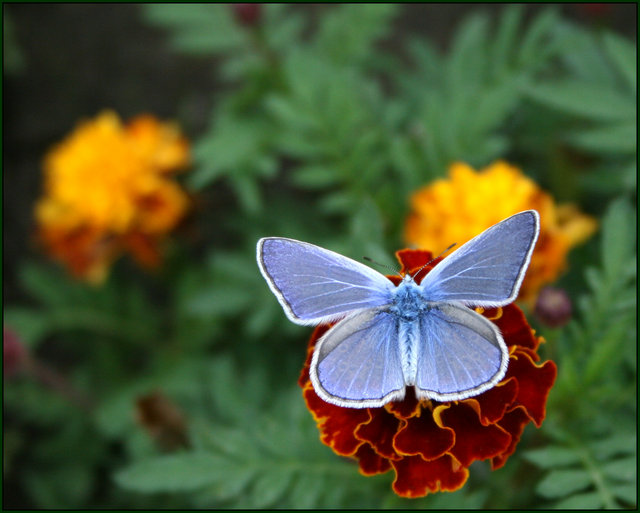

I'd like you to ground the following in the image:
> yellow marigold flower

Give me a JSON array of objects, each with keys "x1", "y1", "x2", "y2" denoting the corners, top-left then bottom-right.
[
  {"x1": 35, "y1": 111, "x2": 190, "y2": 284},
  {"x1": 125, "y1": 114, "x2": 190, "y2": 173},
  {"x1": 405, "y1": 161, "x2": 597, "y2": 303}
]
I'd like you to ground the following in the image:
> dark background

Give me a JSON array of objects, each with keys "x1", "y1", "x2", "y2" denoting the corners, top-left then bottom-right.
[{"x1": 3, "y1": 3, "x2": 636, "y2": 305}]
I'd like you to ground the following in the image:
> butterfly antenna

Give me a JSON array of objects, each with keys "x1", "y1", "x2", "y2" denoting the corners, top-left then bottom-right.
[
  {"x1": 411, "y1": 242, "x2": 457, "y2": 279},
  {"x1": 363, "y1": 256, "x2": 403, "y2": 278}
]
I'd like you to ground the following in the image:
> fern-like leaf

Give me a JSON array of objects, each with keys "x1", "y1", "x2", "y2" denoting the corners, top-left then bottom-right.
[
  {"x1": 396, "y1": 6, "x2": 561, "y2": 176},
  {"x1": 530, "y1": 198, "x2": 637, "y2": 508},
  {"x1": 115, "y1": 358, "x2": 391, "y2": 508}
]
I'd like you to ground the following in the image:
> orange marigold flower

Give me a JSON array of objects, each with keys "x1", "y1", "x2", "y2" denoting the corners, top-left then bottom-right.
[
  {"x1": 35, "y1": 111, "x2": 190, "y2": 284},
  {"x1": 298, "y1": 249, "x2": 557, "y2": 498},
  {"x1": 405, "y1": 161, "x2": 597, "y2": 303}
]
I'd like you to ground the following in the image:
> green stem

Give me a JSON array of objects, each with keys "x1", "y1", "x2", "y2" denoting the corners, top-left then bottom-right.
[
  {"x1": 568, "y1": 436, "x2": 617, "y2": 509},
  {"x1": 579, "y1": 448, "x2": 617, "y2": 508}
]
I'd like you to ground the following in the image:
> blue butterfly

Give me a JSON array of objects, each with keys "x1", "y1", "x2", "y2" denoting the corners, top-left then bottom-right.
[{"x1": 257, "y1": 210, "x2": 540, "y2": 408}]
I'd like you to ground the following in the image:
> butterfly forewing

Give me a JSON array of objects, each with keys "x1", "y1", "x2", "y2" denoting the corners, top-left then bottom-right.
[
  {"x1": 310, "y1": 310, "x2": 406, "y2": 408},
  {"x1": 420, "y1": 210, "x2": 540, "y2": 307},
  {"x1": 257, "y1": 238, "x2": 394, "y2": 325},
  {"x1": 415, "y1": 303, "x2": 508, "y2": 401}
]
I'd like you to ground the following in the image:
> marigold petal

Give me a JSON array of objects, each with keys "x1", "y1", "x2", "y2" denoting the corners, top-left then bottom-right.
[
  {"x1": 393, "y1": 412, "x2": 455, "y2": 460},
  {"x1": 354, "y1": 444, "x2": 393, "y2": 475},
  {"x1": 395, "y1": 249, "x2": 434, "y2": 276},
  {"x1": 302, "y1": 382, "x2": 368, "y2": 456},
  {"x1": 493, "y1": 304, "x2": 540, "y2": 351},
  {"x1": 507, "y1": 352, "x2": 557, "y2": 427},
  {"x1": 436, "y1": 402, "x2": 512, "y2": 467},
  {"x1": 135, "y1": 180, "x2": 188, "y2": 234},
  {"x1": 298, "y1": 326, "x2": 330, "y2": 387},
  {"x1": 38, "y1": 224, "x2": 118, "y2": 284},
  {"x1": 463, "y1": 377, "x2": 519, "y2": 426},
  {"x1": 556, "y1": 204, "x2": 598, "y2": 246},
  {"x1": 122, "y1": 232, "x2": 162, "y2": 269},
  {"x1": 391, "y1": 454, "x2": 468, "y2": 498},
  {"x1": 491, "y1": 407, "x2": 532, "y2": 469},
  {"x1": 355, "y1": 410, "x2": 403, "y2": 460},
  {"x1": 126, "y1": 114, "x2": 191, "y2": 173},
  {"x1": 385, "y1": 388, "x2": 423, "y2": 419}
]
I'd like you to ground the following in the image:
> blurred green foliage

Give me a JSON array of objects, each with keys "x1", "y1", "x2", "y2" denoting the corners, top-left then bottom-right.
[{"x1": 4, "y1": 5, "x2": 636, "y2": 509}]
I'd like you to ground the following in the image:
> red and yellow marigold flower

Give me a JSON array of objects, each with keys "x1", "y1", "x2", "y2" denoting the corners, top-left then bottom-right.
[
  {"x1": 35, "y1": 111, "x2": 190, "y2": 283},
  {"x1": 298, "y1": 249, "x2": 557, "y2": 498},
  {"x1": 405, "y1": 161, "x2": 597, "y2": 303}
]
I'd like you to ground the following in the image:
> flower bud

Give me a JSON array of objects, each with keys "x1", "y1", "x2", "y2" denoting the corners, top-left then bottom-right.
[
  {"x1": 579, "y1": 3, "x2": 611, "y2": 18},
  {"x1": 534, "y1": 287, "x2": 573, "y2": 328},
  {"x1": 135, "y1": 390, "x2": 189, "y2": 451},
  {"x1": 3, "y1": 327, "x2": 27, "y2": 378},
  {"x1": 233, "y1": 4, "x2": 261, "y2": 27}
]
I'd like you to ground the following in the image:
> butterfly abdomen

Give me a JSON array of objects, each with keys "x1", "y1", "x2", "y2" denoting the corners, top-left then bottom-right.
[{"x1": 398, "y1": 319, "x2": 419, "y2": 386}]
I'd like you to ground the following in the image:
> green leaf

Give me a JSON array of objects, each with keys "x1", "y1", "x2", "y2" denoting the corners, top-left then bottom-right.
[
  {"x1": 552, "y1": 21, "x2": 616, "y2": 84},
  {"x1": 568, "y1": 122, "x2": 636, "y2": 154},
  {"x1": 198, "y1": 465, "x2": 258, "y2": 504},
  {"x1": 580, "y1": 160, "x2": 636, "y2": 195},
  {"x1": 601, "y1": 457, "x2": 636, "y2": 483},
  {"x1": 265, "y1": 95, "x2": 320, "y2": 132},
  {"x1": 19, "y1": 262, "x2": 76, "y2": 307},
  {"x1": 517, "y1": 7, "x2": 559, "y2": 68},
  {"x1": 286, "y1": 473, "x2": 322, "y2": 508},
  {"x1": 405, "y1": 37, "x2": 442, "y2": 88},
  {"x1": 3, "y1": 307, "x2": 52, "y2": 348},
  {"x1": 185, "y1": 287, "x2": 253, "y2": 317},
  {"x1": 446, "y1": 13, "x2": 489, "y2": 91},
  {"x1": 248, "y1": 468, "x2": 295, "y2": 508},
  {"x1": 314, "y1": 4, "x2": 398, "y2": 66},
  {"x1": 115, "y1": 453, "x2": 231, "y2": 493},
  {"x1": 524, "y1": 81, "x2": 633, "y2": 121},
  {"x1": 601, "y1": 198, "x2": 635, "y2": 275},
  {"x1": 602, "y1": 32, "x2": 636, "y2": 92},
  {"x1": 552, "y1": 491, "x2": 604, "y2": 509},
  {"x1": 263, "y1": 6, "x2": 305, "y2": 54},
  {"x1": 490, "y1": 5, "x2": 523, "y2": 77},
  {"x1": 465, "y1": 77, "x2": 522, "y2": 139},
  {"x1": 611, "y1": 484, "x2": 637, "y2": 504},
  {"x1": 190, "y1": 116, "x2": 276, "y2": 191},
  {"x1": 591, "y1": 433, "x2": 636, "y2": 460},
  {"x1": 3, "y1": 12, "x2": 26, "y2": 75},
  {"x1": 537, "y1": 469, "x2": 592, "y2": 498},
  {"x1": 523, "y1": 446, "x2": 582, "y2": 468},
  {"x1": 203, "y1": 426, "x2": 254, "y2": 459},
  {"x1": 25, "y1": 464, "x2": 94, "y2": 508},
  {"x1": 143, "y1": 5, "x2": 245, "y2": 55},
  {"x1": 291, "y1": 164, "x2": 341, "y2": 188}
]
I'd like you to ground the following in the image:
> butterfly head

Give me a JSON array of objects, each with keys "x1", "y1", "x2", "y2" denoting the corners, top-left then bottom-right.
[
  {"x1": 390, "y1": 277, "x2": 424, "y2": 321},
  {"x1": 401, "y1": 273, "x2": 415, "y2": 284}
]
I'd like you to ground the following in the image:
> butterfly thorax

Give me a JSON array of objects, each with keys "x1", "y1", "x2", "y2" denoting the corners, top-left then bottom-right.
[{"x1": 389, "y1": 278, "x2": 427, "y2": 322}]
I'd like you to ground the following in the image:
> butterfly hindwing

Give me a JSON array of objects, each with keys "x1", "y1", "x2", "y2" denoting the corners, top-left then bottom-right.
[
  {"x1": 415, "y1": 303, "x2": 509, "y2": 402},
  {"x1": 257, "y1": 238, "x2": 394, "y2": 325},
  {"x1": 310, "y1": 309, "x2": 406, "y2": 408},
  {"x1": 420, "y1": 210, "x2": 540, "y2": 307}
]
